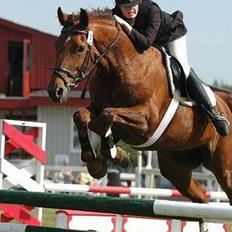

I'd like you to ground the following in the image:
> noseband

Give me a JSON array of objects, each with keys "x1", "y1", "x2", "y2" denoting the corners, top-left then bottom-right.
[{"x1": 50, "y1": 24, "x2": 120, "y2": 90}]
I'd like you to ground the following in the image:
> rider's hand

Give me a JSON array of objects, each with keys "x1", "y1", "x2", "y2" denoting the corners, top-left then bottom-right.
[
  {"x1": 114, "y1": 15, "x2": 126, "y2": 24},
  {"x1": 113, "y1": 15, "x2": 132, "y2": 34}
]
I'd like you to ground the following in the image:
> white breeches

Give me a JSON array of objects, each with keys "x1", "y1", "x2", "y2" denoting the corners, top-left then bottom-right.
[
  {"x1": 166, "y1": 35, "x2": 191, "y2": 77},
  {"x1": 166, "y1": 35, "x2": 216, "y2": 106},
  {"x1": 167, "y1": 35, "x2": 190, "y2": 78}
]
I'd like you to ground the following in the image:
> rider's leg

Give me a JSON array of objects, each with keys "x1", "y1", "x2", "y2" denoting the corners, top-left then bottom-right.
[
  {"x1": 166, "y1": 35, "x2": 230, "y2": 136},
  {"x1": 166, "y1": 34, "x2": 190, "y2": 77},
  {"x1": 187, "y1": 68, "x2": 230, "y2": 136}
]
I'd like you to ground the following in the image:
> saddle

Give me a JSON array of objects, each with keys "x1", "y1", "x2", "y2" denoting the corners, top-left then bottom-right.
[{"x1": 158, "y1": 47, "x2": 195, "y2": 107}]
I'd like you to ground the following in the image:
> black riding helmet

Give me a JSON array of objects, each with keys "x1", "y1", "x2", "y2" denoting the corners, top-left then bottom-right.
[{"x1": 115, "y1": 0, "x2": 142, "y2": 5}]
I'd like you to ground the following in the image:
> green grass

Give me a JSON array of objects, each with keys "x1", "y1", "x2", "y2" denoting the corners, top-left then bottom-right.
[{"x1": 42, "y1": 208, "x2": 56, "y2": 227}]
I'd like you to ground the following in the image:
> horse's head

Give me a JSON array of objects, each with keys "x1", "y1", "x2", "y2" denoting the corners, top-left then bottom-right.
[
  {"x1": 47, "y1": 7, "x2": 121, "y2": 103},
  {"x1": 47, "y1": 8, "x2": 93, "y2": 102}
]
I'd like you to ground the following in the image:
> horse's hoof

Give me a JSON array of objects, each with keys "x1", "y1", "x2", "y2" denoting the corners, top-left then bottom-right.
[
  {"x1": 81, "y1": 150, "x2": 94, "y2": 162},
  {"x1": 110, "y1": 147, "x2": 130, "y2": 168},
  {"x1": 86, "y1": 158, "x2": 107, "y2": 179}
]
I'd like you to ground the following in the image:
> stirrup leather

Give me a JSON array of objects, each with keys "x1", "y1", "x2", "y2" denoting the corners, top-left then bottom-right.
[{"x1": 210, "y1": 112, "x2": 230, "y2": 124}]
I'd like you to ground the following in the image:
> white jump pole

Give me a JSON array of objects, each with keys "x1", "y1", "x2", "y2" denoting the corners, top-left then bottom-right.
[{"x1": 44, "y1": 183, "x2": 229, "y2": 202}]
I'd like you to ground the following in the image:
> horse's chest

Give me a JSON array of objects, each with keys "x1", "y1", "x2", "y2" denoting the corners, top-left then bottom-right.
[
  {"x1": 91, "y1": 79, "x2": 137, "y2": 107},
  {"x1": 92, "y1": 91, "x2": 135, "y2": 109}
]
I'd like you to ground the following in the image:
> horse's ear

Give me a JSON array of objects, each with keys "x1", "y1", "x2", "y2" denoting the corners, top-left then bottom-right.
[
  {"x1": 79, "y1": 8, "x2": 89, "y2": 28},
  {"x1": 57, "y1": 7, "x2": 69, "y2": 26}
]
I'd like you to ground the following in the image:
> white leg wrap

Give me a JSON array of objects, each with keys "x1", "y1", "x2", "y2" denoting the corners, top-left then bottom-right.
[
  {"x1": 105, "y1": 128, "x2": 117, "y2": 159},
  {"x1": 166, "y1": 35, "x2": 191, "y2": 77}
]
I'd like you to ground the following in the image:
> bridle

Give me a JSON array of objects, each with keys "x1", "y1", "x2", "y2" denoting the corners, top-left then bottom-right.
[{"x1": 50, "y1": 23, "x2": 120, "y2": 91}]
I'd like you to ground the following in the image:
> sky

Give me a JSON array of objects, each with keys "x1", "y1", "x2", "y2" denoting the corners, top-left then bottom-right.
[{"x1": 0, "y1": 0, "x2": 231, "y2": 85}]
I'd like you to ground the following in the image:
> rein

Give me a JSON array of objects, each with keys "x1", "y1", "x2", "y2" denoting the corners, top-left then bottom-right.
[{"x1": 50, "y1": 24, "x2": 120, "y2": 95}]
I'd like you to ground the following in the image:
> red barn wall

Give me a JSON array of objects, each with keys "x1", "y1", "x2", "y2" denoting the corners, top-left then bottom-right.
[
  {"x1": 0, "y1": 25, "x2": 31, "y2": 93},
  {"x1": 0, "y1": 18, "x2": 57, "y2": 94},
  {"x1": 0, "y1": 32, "x2": 8, "y2": 93},
  {"x1": 31, "y1": 34, "x2": 57, "y2": 90}
]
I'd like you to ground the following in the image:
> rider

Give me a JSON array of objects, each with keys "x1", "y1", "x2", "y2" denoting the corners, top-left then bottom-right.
[{"x1": 112, "y1": 0, "x2": 230, "y2": 136}]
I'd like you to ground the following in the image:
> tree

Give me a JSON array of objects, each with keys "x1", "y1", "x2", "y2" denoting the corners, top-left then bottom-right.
[{"x1": 212, "y1": 80, "x2": 232, "y2": 92}]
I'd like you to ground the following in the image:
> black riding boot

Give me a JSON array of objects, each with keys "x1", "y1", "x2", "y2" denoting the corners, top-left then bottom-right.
[{"x1": 187, "y1": 68, "x2": 230, "y2": 136}]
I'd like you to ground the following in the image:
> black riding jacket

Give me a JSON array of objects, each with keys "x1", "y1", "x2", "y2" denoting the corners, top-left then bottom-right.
[{"x1": 112, "y1": 0, "x2": 187, "y2": 51}]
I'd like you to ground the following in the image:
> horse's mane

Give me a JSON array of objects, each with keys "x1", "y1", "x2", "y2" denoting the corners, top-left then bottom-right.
[
  {"x1": 87, "y1": 8, "x2": 114, "y2": 21},
  {"x1": 70, "y1": 8, "x2": 114, "y2": 24}
]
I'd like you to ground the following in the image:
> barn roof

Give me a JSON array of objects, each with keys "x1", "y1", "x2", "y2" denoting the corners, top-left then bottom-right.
[{"x1": 0, "y1": 17, "x2": 57, "y2": 39}]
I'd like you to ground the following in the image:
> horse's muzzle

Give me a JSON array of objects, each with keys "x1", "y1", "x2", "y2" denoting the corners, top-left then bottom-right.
[{"x1": 47, "y1": 85, "x2": 69, "y2": 103}]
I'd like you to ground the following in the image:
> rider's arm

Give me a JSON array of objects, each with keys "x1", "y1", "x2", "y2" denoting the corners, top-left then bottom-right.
[
  {"x1": 128, "y1": 5, "x2": 162, "y2": 51},
  {"x1": 114, "y1": 15, "x2": 133, "y2": 34}
]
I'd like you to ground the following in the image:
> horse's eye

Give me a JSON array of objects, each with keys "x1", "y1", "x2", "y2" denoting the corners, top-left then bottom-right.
[{"x1": 76, "y1": 46, "x2": 85, "y2": 53}]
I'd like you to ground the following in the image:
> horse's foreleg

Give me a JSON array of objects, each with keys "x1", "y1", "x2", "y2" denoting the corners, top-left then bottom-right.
[
  {"x1": 88, "y1": 105, "x2": 150, "y2": 168},
  {"x1": 88, "y1": 106, "x2": 150, "y2": 141},
  {"x1": 73, "y1": 107, "x2": 92, "y2": 161},
  {"x1": 73, "y1": 107, "x2": 107, "y2": 178},
  {"x1": 100, "y1": 136, "x2": 130, "y2": 168}
]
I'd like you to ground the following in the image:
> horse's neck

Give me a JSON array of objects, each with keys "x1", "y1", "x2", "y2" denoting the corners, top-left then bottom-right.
[
  {"x1": 92, "y1": 23, "x2": 171, "y2": 105},
  {"x1": 93, "y1": 23, "x2": 137, "y2": 62}
]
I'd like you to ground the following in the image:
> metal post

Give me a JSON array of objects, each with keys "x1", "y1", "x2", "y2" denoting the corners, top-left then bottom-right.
[{"x1": 199, "y1": 219, "x2": 209, "y2": 232}]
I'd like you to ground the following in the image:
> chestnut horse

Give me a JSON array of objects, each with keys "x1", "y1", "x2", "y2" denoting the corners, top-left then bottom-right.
[{"x1": 48, "y1": 8, "x2": 232, "y2": 204}]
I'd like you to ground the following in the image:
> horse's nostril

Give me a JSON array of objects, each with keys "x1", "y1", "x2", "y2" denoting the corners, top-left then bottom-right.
[
  {"x1": 55, "y1": 88, "x2": 64, "y2": 99},
  {"x1": 47, "y1": 86, "x2": 68, "y2": 102}
]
